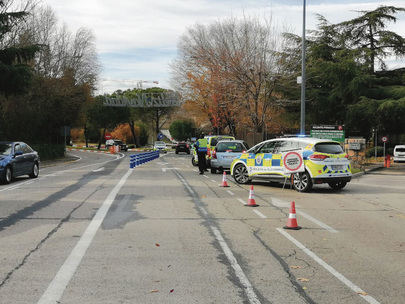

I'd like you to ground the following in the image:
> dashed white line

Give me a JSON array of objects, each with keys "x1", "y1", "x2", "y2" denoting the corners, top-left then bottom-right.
[
  {"x1": 253, "y1": 209, "x2": 267, "y2": 218},
  {"x1": 297, "y1": 210, "x2": 338, "y2": 233},
  {"x1": 237, "y1": 198, "x2": 246, "y2": 205},
  {"x1": 202, "y1": 175, "x2": 209, "y2": 179},
  {"x1": 210, "y1": 179, "x2": 216, "y2": 183},
  {"x1": 37, "y1": 169, "x2": 133, "y2": 304},
  {"x1": 272, "y1": 197, "x2": 338, "y2": 233},
  {"x1": 226, "y1": 190, "x2": 235, "y2": 196},
  {"x1": 277, "y1": 228, "x2": 380, "y2": 304}
]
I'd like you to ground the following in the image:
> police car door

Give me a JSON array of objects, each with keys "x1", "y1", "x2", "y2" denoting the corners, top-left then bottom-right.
[
  {"x1": 261, "y1": 140, "x2": 289, "y2": 176},
  {"x1": 251, "y1": 141, "x2": 279, "y2": 175}
]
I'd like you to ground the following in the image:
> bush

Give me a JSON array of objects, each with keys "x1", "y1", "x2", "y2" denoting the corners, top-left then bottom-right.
[
  {"x1": 31, "y1": 143, "x2": 65, "y2": 161},
  {"x1": 365, "y1": 146, "x2": 393, "y2": 157}
]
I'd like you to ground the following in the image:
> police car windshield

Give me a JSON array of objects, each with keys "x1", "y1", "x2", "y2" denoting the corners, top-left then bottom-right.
[
  {"x1": 216, "y1": 142, "x2": 245, "y2": 152},
  {"x1": 314, "y1": 142, "x2": 343, "y2": 154},
  {"x1": 396, "y1": 147, "x2": 405, "y2": 152}
]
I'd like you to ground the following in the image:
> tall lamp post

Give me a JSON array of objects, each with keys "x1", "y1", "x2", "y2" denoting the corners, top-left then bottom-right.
[{"x1": 300, "y1": 0, "x2": 307, "y2": 135}]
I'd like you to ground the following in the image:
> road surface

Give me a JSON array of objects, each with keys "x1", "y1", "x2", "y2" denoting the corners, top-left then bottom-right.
[{"x1": 0, "y1": 150, "x2": 404, "y2": 303}]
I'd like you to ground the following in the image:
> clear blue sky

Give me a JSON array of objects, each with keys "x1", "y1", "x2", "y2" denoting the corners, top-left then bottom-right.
[{"x1": 44, "y1": 0, "x2": 405, "y2": 94}]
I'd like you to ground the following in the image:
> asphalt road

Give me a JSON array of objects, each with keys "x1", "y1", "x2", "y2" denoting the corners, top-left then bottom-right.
[{"x1": 0, "y1": 150, "x2": 404, "y2": 304}]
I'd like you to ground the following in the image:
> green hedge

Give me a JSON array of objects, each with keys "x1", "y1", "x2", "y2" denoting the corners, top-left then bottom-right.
[{"x1": 31, "y1": 144, "x2": 65, "y2": 161}]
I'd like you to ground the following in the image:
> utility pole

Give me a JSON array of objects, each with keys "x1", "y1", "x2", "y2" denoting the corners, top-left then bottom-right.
[{"x1": 300, "y1": 0, "x2": 307, "y2": 135}]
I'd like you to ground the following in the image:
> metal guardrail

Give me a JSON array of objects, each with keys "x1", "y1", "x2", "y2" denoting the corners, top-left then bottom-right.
[{"x1": 104, "y1": 92, "x2": 182, "y2": 108}]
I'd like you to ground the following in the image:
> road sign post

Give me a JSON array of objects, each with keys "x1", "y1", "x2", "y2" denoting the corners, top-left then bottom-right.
[{"x1": 382, "y1": 136, "x2": 388, "y2": 162}]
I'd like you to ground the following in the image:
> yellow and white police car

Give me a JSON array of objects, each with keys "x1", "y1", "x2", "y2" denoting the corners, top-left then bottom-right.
[{"x1": 230, "y1": 137, "x2": 352, "y2": 192}]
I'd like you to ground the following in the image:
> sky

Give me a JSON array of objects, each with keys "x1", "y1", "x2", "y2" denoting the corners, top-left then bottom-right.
[{"x1": 43, "y1": 0, "x2": 405, "y2": 94}]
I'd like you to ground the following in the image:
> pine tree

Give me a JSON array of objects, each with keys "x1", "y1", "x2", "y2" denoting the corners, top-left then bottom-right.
[
  {"x1": 0, "y1": 1, "x2": 39, "y2": 95},
  {"x1": 336, "y1": 6, "x2": 405, "y2": 73}
]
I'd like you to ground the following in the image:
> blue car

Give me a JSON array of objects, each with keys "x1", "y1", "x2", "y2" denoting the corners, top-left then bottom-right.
[{"x1": 0, "y1": 141, "x2": 40, "y2": 184}]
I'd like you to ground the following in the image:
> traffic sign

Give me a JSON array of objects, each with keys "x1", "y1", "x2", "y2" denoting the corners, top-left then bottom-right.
[
  {"x1": 105, "y1": 133, "x2": 112, "y2": 140},
  {"x1": 381, "y1": 136, "x2": 388, "y2": 143},
  {"x1": 282, "y1": 151, "x2": 305, "y2": 174},
  {"x1": 157, "y1": 133, "x2": 164, "y2": 140}
]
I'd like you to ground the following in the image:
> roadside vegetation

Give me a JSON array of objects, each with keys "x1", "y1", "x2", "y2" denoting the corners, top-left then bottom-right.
[{"x1": 171, "y1": 6, "x2": 405, "y2": 146}]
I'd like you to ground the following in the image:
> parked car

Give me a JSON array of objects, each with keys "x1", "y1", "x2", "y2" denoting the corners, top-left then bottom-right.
[
  {"x1": 393, "y1": 145, "x2": 405, "y2": 162},
  {"x1": 205, "y1": 135, "x2": 235, "y2": 167},
  {"x1": 175, "y1": 142, "x2": 190, "y2": 154},
  {"x1": 210, "y1": 140, "x2": 249, "y2": 173},
  {"x1": 106, "y1": 139, "x2": 128, "y2": 151},
  {"x1": 0, "y1": 141, "x2": 40, "y2": 184},
  {"x1": 230, "y1": 137, "x2": 352, "y2": 192},
  {"x1": 154, "y1": 141, "x2": 167, "y2": 153}
]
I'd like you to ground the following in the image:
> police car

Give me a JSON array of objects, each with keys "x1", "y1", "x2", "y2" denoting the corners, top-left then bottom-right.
[{"x1": 230, "y1": 137, "x2": 352, "y2": 192}]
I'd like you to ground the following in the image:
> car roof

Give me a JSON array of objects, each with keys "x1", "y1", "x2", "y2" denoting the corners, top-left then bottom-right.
[
  {"x1": 394, "y1": 145, "x2": 405, "y2": 148},
  {"x1": 261, "y1": 137, "x2": 336, "y2": 145},
  {"x1": 216, "y1": 139, "x2": 246, "y2": 144}
]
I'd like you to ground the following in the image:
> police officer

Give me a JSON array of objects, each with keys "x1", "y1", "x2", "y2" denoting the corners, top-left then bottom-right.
[{"x1": 194, "y1": 134, "x2": 207, "y2": 174}]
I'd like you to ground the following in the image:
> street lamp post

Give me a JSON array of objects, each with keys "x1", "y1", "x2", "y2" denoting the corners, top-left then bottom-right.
[{"x1": 300, "y1": 0, "x2": 307, "y2": 135}]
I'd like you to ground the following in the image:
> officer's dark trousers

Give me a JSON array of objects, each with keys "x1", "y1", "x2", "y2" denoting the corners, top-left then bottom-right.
[{"x1": 197, "y1": 151, "x2": 206, "y2": 173}]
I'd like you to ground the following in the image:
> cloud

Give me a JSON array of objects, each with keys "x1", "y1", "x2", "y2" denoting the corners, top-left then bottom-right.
[{"x1": 43, "y1": 0, "x2": 405, "y2": 93}]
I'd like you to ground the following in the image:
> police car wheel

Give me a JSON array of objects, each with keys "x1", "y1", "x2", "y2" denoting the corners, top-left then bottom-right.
[
  {"x1": 233, "y1": 164, "x2": 249, "y2": 184},
  {"x1": 292, "y1": 171, "x2": 312, "y2": 192},
  {"x1": 328, "y1": 181, "x2": 347, "y2": 190},
  {"x1": 191, "y1": 158, "x2": 197, "y2": 166}
]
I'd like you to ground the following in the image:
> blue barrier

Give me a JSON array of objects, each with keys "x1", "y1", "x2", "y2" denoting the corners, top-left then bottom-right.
[{"x1": 129, "y1": 151, "x2": 159, "y2": 168}]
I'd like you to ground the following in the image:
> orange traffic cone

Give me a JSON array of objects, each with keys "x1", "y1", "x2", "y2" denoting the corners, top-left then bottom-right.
[
  {"x1": 220, "y1": 171, "x2": 230, "y2": 187},
  {"x1": 283, "y1": 201, "x2": 301, "y2": 230},
  {"x1": 245, "y1": 185, "x2": 258, "y2": 207}
]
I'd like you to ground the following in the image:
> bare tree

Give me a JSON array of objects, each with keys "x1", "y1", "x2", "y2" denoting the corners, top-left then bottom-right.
[
  {"x1": 171, "y1": 16, "x2": 288, "y2": 140},
  {"x1": 20, "y1": 5, "x2": 100, "y2": 87}
]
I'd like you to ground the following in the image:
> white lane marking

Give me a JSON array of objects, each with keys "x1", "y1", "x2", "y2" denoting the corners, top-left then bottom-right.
[
  {"x1": 237, "y1": 198, "x2": 246, "y2": 205},
  {"x1": 271, "y1": 198, "x2": 338, "y2": 233},
  {"x1": 277, "y1": 228, "x2": 380, "y2": 304},
  {"x1": 210, "y1": 179, "x2": 216, "y2": 183},
  {"x1": 92, "y1": 167, "x2": 105, "y2": 173},
  {"x1": 174, "y1": 170, "x2": 261, "y2": 304},
  {"x1": 202, "y1": 175, "x2": 209, "y2": 179},
  {"x1": 211, "y1": 226, "x2": 261, "y2": 304},
  {"x1": 253, "y1": 210, "x2": 267, "y2": 218},
  {"x1": 271, "y1": 198, "x2": 291, "y2": 208},
  {"x1": 162, "y1": 168, "x2": 180, "y2": 172},
  {"x1": 37, "y1": 169, "x2": 133, "y2": 304},
  {"x1": 227, "y1": 190, "x2": 235, "y2": 196},
  {"x1": 297, "y1": 210, "x2": 338, "y2": 233}
]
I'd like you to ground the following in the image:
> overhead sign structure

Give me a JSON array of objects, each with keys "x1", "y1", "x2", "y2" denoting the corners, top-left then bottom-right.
[
  {"x1": 310, "y1": 125, "x2": 345, "y2": 143},
  {"x1": 103, "y1": 92, "x2": 182, "y2": 108},
  {"x1": 282, "y1": 151, "x2": 305, "y2": 174}
]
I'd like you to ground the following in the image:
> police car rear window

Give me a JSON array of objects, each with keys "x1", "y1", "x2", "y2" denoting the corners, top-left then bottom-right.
[
  {"x1": 216, "y1": 142, "x2": 244, "y2": 152},
  {"x1": 314, "y1": 142, "x2": 343, "y2": 154}
]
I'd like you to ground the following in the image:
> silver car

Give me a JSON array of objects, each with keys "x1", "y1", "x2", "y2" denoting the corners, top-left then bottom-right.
[{"x1": 210, "y1": 140, "x2": 249, "y2": 174}]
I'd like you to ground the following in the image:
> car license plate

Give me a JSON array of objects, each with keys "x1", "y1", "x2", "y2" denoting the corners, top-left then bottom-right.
[{"x1": 331, "y1": 165, "x2": 344, "y2": 171}]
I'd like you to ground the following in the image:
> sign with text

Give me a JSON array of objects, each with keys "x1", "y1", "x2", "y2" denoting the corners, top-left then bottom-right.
[
  {"x1": 282, "y1": 151, "x2": 305, "y2": 174},
  {"x1": 310, "y1": 125, "x2": 345, "y2": 143}
]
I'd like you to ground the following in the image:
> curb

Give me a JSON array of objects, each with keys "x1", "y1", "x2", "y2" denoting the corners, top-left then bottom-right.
[{"x1": 352, "y1": 165, "x2": 384, "y2": 178}]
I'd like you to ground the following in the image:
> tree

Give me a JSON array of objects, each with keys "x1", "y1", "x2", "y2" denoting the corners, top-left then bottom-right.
[
  {"x1": 172, "y1": 17, "x2": 289, "y2": 141},
  {"x1": 336, "y1": 6, "x2": 405, "y2": 73},
  {"x1": 0, "y1": 0, "x2": 39, "y2": 95},
  {"x1": 169, "y1": 120, "x2": 195, "y2": 141},
  {"x1": 86, "y1": 96, "x2": 130, "y2": 149}
]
